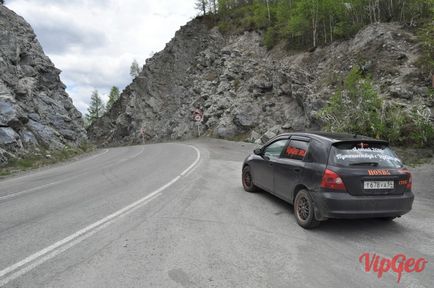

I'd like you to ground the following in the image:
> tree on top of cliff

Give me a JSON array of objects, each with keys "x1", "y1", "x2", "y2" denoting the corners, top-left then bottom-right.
[
  {"x1": 106, "y1": 86, "x2": 120, "y2": 111},
  {"x1": 86, "y1": 90, "x2": 105, "y2": 124},
  {"x1": 130, "y1": 59, "x2": 142, "y2": 78},
  {"x1": 195, "y1": 0, "x2": 208, "y2": 15},
  {"x1": 212, "y1": 0, "x2": 433, "y2": 50}
]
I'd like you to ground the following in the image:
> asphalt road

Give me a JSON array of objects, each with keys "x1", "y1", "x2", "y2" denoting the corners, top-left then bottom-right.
[{"x1": 0, "y1": 139, "x2": 432, "y2": 288}]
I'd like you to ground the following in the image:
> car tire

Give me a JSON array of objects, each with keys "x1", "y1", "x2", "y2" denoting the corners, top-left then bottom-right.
[
  {"x1": 242, "y1": 166, "x2": 258, "y2": 192},
  {"x1": 294, "y1": 190, "x2": 320, "y2": 229}
]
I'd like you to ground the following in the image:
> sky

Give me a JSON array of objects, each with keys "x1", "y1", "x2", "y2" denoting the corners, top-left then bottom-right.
[{"x1": 6, "y1": 0, "x2": 198, "y2": 114}]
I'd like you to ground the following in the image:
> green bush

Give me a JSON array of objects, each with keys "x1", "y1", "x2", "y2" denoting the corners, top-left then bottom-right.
[
  {"x1": 407, "y1": 106, "x2": 434, "y2": 147},
  {"x1": 417, "y1": 21, "x2": 434, "y2": 76},
  {"x1": 318, "y1": 67, "x2": 434, "y2": 147},
  {"x1": 379, "y1": 102, "x2": 407, "y2": 144},
  {"x1": 218, "y1": 20, "x2": 232, "y2": 34},
  {"x1": 318, "y1": 67, "x2": 383, "y2": 135},
  {"x1": 78, "y1": 141, "x2": 96, "y2": 152},
  {"x1": 264, "y1": 26, "x2": 279, "y2": 49}
]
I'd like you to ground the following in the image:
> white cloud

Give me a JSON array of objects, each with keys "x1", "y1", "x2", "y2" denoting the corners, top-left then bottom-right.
[{"x1": 6, "y1": 0, "x2": 198, "y2": 114}]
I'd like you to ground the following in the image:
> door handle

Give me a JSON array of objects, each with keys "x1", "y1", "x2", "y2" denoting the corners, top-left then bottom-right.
[{"x1": 294, "y1": 168, "x2": 301, "y2": 173}]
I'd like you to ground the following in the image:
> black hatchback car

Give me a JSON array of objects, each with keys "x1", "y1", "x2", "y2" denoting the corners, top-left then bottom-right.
[{"x1": 242, "y1": 132, "x2": 414, "y2": 229}]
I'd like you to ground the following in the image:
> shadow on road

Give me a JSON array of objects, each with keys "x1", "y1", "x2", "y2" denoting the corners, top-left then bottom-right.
[{"x1": 251, "y1": 188, "x2": 411, "y2": 237}]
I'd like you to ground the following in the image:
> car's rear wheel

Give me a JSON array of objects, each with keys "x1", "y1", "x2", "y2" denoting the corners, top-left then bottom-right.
[
  {"x1": 294, "y1": 190, "x2": 320, "y2": 229},
  {"x1": 242, "y1": 166, "x2": 258, "y2": 192}
]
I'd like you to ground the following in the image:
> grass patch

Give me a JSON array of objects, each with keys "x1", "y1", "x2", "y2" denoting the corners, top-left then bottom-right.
[
  {"x1": 0, "y1": 142, "x2": 96, "y2": 177},
  {"x1": 226, "y1": 131, "x2": 251, "y2": 142},
  {"x1": 416, "y1": 20, "x2": 434, "y2": 77},
  {"x1": 394, "y1": 147, "x2": 434, "y2": 167}
]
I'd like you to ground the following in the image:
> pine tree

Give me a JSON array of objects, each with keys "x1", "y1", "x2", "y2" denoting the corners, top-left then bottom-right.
[
  {"x1": 82, "y1": 115, "x2": 91, "y2": 128},
  {"x1": 130, "y1": 59, "x2": 142, "y2": 78},
  {"x1": 195, "y1": 0, "x2": 208, "y2": 15},
  {"x1": 85, "y1": 90, "x2": 105, "y2": 124},
  {"x1": 210, "y1": 0, "x2": 217, "y2": 13},
  {"x1": 106, "y1": 86, "x2": 120, "y2": 111}
]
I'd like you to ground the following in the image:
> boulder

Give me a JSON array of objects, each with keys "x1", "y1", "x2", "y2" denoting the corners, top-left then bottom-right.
[
  {"x1": 0, "y1": 147, "x2": 15, "y2": 166},
  {"x1": 260, "y1": 130, "x2": 277, "y2": 144},
  {"x1": 0, "y1": 127, "x2": 22, "y2": 150},
  {"x1": 233, "y1": 112, "x2": 256, "y2": 128},
  {"x1": 215, "y1": 125, "x2": 237, "y2": 139},
  {"x1": 248, "y1": 130, "x2": 260, "y2": 143},
  {"x1": 19, "y1": 129, "x2": 38, "y2": 146},
  {"x1": 0, "y1": 99, "x2": 17, "y2": 126},
  {"x1": 16, "y1": 77, "x2": 36, "y2": 97}
]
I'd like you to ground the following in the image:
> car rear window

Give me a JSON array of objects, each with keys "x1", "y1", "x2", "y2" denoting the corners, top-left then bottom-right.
[{"x1": 329, "y1": 142, "x2": 403, "y2": 168}]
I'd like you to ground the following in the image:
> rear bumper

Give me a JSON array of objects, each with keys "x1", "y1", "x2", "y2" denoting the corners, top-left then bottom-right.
[{"x1": 311, "y1": 191, "x2": 414, "y2": 220}]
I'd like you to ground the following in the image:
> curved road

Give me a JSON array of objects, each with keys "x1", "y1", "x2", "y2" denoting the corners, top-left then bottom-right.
[{"x1": 0, "y1": 139, "x2": 432, "y2": 287}]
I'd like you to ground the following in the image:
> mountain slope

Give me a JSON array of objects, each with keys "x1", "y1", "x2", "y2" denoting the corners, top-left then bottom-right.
[
  {"x1": 0, "y1": 5, "x2": 87, "y2": 165},
  {"x1": 88, "y1": 18, "x2": 433, "y2": 146}
]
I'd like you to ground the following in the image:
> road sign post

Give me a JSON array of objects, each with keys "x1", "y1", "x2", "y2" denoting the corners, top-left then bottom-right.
[
  {"x1": 139, "y1": 127, "x2": 145, "y2": 144},
  {"x1": 193, "y1": 109, "x2": 204, "y2": 137}
]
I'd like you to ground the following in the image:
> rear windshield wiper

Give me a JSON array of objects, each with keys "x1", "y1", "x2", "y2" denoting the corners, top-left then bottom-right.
[{"x1": 349, "y1": 162, "x2": 379, "y2": 167}]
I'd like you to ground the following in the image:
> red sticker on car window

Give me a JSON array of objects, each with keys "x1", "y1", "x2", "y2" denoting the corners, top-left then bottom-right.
[{"x1": 286, "y1": 146, "x2": 306, "y2": 158}]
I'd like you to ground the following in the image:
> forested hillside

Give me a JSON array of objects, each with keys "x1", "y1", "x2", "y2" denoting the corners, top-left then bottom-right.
[{"x1": 202, "y1": 0, "x2": 433, "y2": 49}]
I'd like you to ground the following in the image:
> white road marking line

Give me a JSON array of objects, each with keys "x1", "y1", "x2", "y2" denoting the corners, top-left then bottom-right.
[
  {"x1": 0, "y1": 144, "x2": 201, "y2": 287},
  {"x1": 72, "y1": 149, "x2": 110, "y2": 164},
  {"x1": 0, "y1": 148, "x2": 143, "y2": 202},
  {"x1": 180, "y1": 145, "x2": 201, "y2": 177},
  {"x1": 181, "y1": 145, "x2": 200, "y2": 177},
  {"x1": 0, "y1": 149, "x2": 110, "y2": 185},
  {"x1": 115, "y1": 146, "x2": 145, "y2": 165},
  {"x1": 0, "y1": 180, "x2": 64, "y2": 201},
  {"x1": 0, "y1": 194, "x2": 161, "y2": 287},
  {"x1": 0, "y1": 144, "x2": 191, "y2": 202}
]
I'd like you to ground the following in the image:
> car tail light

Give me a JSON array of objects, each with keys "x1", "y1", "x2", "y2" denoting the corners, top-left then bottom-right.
[
  {"x1": 320, "y1": 169, "x2": 346, "y2": 191},
  {"x1": 399, "y1": 168, "x2": 412, "y2": 190},
  {"x1": 406, "y1": 174, "x2": 412, "y2": 190}
]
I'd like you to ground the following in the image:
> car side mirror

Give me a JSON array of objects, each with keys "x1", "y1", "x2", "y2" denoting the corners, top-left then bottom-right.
[{"x1": 253, "y1": 148, "x2": 262, "y2": 155}]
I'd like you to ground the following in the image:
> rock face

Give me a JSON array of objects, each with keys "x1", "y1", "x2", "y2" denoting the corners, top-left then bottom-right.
[
  {"x1": 0, "y1": 5, "x2": 87, "y2": 165},
  {"x1": 88, "y1": 18, "x2": 432, "y2": 146}
]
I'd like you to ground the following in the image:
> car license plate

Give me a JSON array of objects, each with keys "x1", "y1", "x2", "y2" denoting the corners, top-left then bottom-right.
[{"x1": 364, "y1": 181, "x2": 394, "y2": 190}]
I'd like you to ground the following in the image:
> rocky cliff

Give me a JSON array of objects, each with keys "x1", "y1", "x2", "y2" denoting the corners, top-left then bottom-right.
[
  {"x1": 0, "y1": 5, "x2": 87, "y2": 165},
  {"x1": 88, "y1": 17, "x2": 433, "y2": 146}
]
